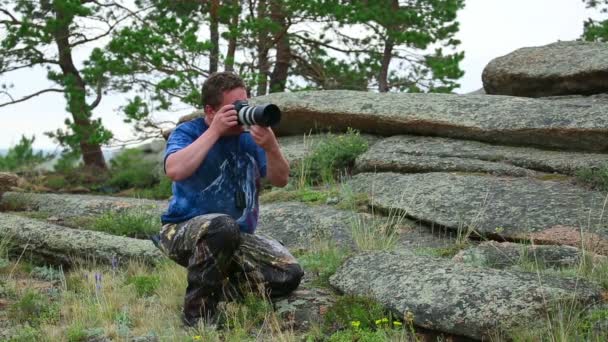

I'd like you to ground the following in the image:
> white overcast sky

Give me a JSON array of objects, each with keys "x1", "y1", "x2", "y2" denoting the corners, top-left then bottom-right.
[{"x1": 0, "y1": 0, "x2": 600, "y2": 150}]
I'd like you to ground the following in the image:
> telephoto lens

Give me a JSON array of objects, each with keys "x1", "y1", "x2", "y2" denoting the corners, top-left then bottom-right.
[{"x1": 233, "y1": 100, "x2": 281, "y2": 127}]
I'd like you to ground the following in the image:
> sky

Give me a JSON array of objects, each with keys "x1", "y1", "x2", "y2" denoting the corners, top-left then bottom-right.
[{"x1": 0, "y1": 0, "x2": 600, "y2": 150}]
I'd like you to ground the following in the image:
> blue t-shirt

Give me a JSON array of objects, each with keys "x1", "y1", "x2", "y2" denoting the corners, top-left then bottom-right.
[{"x1": 161, "y1": 118, "x2": 267, "y2": 234}]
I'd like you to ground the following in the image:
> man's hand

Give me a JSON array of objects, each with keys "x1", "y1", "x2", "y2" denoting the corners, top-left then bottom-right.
[
  {"x1": 208, "y1": 104, "x2": 238, "y2": 136},
  {"x1": 250, "y1": 125, "x2": 280, "y2": 152}
]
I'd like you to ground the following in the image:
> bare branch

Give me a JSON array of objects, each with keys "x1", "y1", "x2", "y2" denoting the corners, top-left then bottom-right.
[
  {"x1": 0, "y1": 9, "x2": 20, "y2": 24},
  {"x1": 0, "y1": 89, "x2": 64, "y2": 108}
]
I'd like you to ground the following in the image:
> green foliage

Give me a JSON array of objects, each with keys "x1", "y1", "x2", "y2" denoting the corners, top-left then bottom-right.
[
  {"x1": 30, "y1": 265, "x2": 63, "y2": 282},
  {"x1": 324, "y1": 295, "x2": 389, "y2": 332},
  {"x1": 53, "y1": 149, "x2": 82, "y2": 173},
  {"x1": 126, "y1": 274, "x2": 160, "y2": 297},
  {"x1": 575, "y1": 165, "x2": 608, "y2": 191},
  {"x1": 582, "y1": 0, "x2": 608, "y2": 42},
  {"x1": 0, "y1": 135, "x2": 52, "y2": 172},
  {"x1": 66, "y1": 323, "x2": 88, "y2": 342},
  {"x1": 297, "y1": 244, "x2": 349, "y2": 287},
  {"x1": 304, "y1": 129, "x2": 368, "y2": 185},
  {"x1": 327, "y1": 329, "x2": 391, "y2": 342},
  {"x1": 9, "y1": 289, "x2": 60, "y2": 326},
  {"x1": 131, "y1": 175, "x2": 173, "y2": 200},
  {"x1": 108, "y1": 149, "x2": 160, "y2": 190},
  {"x1": 90, "y1": 210, "x2": 160, "y2": 239},
  {"x1": 8, "y1": 326, "x2": 42, "y2": 342}
]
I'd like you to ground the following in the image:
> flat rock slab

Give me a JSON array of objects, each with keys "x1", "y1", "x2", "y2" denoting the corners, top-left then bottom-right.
[
  {"x1": 1, "y1": 192, "x2": 167, "y2": 218},
  {"x1": 250, "y1": 90, "x2": 608, "y2": 152},
  {"x1": 356, "y1": 135, "x2": 608, "y2": 176},
  {"x1": 482, "y1": 41, "x2": 608, "y2": 97},
  {"x1": 452, "y1": 241, "x2": 607, "y2": 269},
  {"x1": 274, "y1": 285, "x2": 336, "y2": 332},
  {"x1": 0, "y1": 212, "x2": 164, "y2": 266},
  {"x1": 346, "y1": 172, "x2": 608, "y2": 253},
  {"x1": 330, "y1": 251, "x2": 603, "y2": 340}
]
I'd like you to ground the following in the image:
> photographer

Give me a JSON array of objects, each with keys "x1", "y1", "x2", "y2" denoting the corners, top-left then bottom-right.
[{"x1": 157, "y1": 72, "x2": 303, "y2": 326}]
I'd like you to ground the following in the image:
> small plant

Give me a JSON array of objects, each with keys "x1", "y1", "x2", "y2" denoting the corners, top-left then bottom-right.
[
  {"x1": 126, "y1": 274, "x2": 160, "y2": 297},
  {"x1": 30, "y1": 265, "x2": 64, "y2": 282},
  {"x1": 575, "y1": 165, "x2": 608, "y2": 191},
  {"x1": 221, "y1": 293, "x2": 273, "y2": 331},
  {"x1": 90, "y1": 210, "x2": 160, "y2": 239},
  {"x1": 8, "y1": 326, "x2": 42, "y2": 342},
  {"x1": 131, "y1": 175, "x2": 173, "y2": 199},
  {"x1": 323, "y1": 295, "x2": 388, "y2": 332}
]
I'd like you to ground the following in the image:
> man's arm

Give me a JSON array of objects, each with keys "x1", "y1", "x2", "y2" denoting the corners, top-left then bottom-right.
[
  {"x1": 250, "y1": 126, "x2": 289, "y2": 187},
  {"x1": 165, "y1": 128, "x2": 220, "y2": 181},
  {"x1": 165, "y1": 104, "x2": 238, "y2": 181}
]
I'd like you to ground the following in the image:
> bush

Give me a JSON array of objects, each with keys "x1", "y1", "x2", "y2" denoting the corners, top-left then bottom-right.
[
  {"x1": 108, "y1": 149, "x2": 159, "y2": 190},
  {"x1": 9, "y1": 289, "x2": 60, "y2": 326},
  {"x1": 303, "y1": 129, "x2": 368, "y2": 185},
  {"x1": 126, "y1": 274, "x2": 160, "y2": 297},
  {"x1": 576, "y1": 165, "x2": 608, "y2": 191},
  {"x1": 0, "y1": 135, "x2": 52, "y2": 172}
]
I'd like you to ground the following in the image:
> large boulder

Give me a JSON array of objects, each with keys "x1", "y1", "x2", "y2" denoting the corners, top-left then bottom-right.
[
  {"x1": 345, "y1": 172, "x2": 608, "y2": 254},
  {"x1": 250, "y1": 90, "x2": 608, "y2": 152},
  {"x1": 330, "y1": 251, "x2": 603, "y2": 340},
  {"x1": 356, "y1": 135, "x2": 608, "y2": 176},
  {"x1": 482, "y1": 41, "x2": 608, "y2": 97}
]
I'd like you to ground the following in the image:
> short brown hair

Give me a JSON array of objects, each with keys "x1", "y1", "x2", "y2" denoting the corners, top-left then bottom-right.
[{"x1": 201, "y1": 72, "x2": 246, "y2": 109}]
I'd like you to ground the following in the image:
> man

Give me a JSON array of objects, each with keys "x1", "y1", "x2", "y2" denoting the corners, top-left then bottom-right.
[{"x1": 157, "y1": 72, "x2": 303, "y2": 326}]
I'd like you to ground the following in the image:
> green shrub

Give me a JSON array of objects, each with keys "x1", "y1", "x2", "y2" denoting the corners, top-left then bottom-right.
[
  {"x1": 91, "y1": 210, "x2": 160, "y2": 239},
  {"x1": 53, "y1": 149, "x2": 81, "y2": 173},
  {"x1": 0, "y1": 135, "x2": 52, "y2": 172},
  {"x1": 221, "y1": 293, "x2": 273, "y2": 330},
  {"x1": 9, "y1": 289, "x2": 60, "y2": 326},
  {"x1": 327, "y1": 329, "x2": 389, "y2": 342},
  {"x1": 30, "y1": 265, "x2": 63, "y2": 282},
  {"x1": 126, "y1": 274, "x2": 160, "y2": 297},
  {"x1": 108, "y1": 149, "x2": 159, "y2": 190},
  {"x1": 304, "y1": 129, "x2": 368, "y2": 185},
  {"x1": 576, "y1": 165, "x2": 608, "y2": 191},
  {"x1": 298, "y1": 245, "x2": 349, "y2": 287}
]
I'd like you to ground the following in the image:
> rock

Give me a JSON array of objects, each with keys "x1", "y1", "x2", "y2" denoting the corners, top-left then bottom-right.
[
  {"x1": 249, "y1": 90, "x2": 608, "y2": 152},
  {"x1": 273, "y1": 285, "x2": 336, "y2": 332},
  {"x1": 355, "y1": 135, "x2": 608, "y2": 176},
  {"x1": 67, "y1": 186, "x2": 91, "y2": 194},
  {"x1": 0, "y1": 212, "x2": 165, "y2": 266},
  {"x1": 0, "y1": 192, "x2": 167, "y2": 218},
  {"x1": 452, "y1": 241, "x2": 607, "y2": 269},
  {"x1": 329, "y1": 251, "x2": 603, "y2": 340},
  {"x1": 482, "y1": 41, "x2": 608, "y2": 97},
  {"x1": 0, "y1": 172, "x2": 19, "y2": 196},
  {"x1": 345, "y1": 172, "x2": 608, "y2": 254}
]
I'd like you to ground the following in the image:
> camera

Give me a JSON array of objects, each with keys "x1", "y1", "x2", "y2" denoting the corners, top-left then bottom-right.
[{"x1": 233, "y1": 100, "x2": 281, "y2": 127}]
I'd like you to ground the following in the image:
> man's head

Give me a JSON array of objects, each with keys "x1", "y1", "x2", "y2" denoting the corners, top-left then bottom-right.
[{"x1": 202, "y1": 72, "x2": 248, "y2": 135}]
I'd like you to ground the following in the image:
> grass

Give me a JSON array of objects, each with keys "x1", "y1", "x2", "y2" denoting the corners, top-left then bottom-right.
[
  {"x1": 575, "y1": 165, "x2": 608, "y2": 191},
  {"x1": 69, "y1": 210, "x2": 161, "y2": 239},
  {"x1": 296, "y1": 240, "x2": 350, "y2": 288}
]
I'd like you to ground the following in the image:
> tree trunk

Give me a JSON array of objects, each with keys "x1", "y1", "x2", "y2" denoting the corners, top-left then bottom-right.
[
  {"x1": 256, "y1": 0, "x2": 270, "y2": 96},
  {"x1": 209, "y1": 0, "x2": 220, "y2": 73},
  {"x1": 378, "y1": 36, "x2": 394, "y2": 92},
  {"x1": 0, "y1": 212, "x2": 164, "y2": 266},
  {"x1": 53, "y1": 5, "x2": 107, "y2": 170},
  {"x1": 225, "y1": 0, "x2": 240, "y2": 72},
  {"x1": 269, "y1": 1, "x2": 290, "y2": 93},
  {"x1": 378, "y1": 0, "x2": 399, "y2": 93}
]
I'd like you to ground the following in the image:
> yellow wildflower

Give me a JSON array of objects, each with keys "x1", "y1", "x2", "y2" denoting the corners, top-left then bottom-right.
[
  {"x1": 193, "y1": 336, "x2": 202, "y2": 341},
  {"x1": 393, "y1": 321, "x2": 403, "y2": 327},
  {"x1": 351, "y1": 320, "x2": 361, "y2": 329}
]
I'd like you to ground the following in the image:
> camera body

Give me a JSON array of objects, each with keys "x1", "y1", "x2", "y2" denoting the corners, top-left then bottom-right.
[{"x1": 233, "y1": 100, "x2": 281, "y2": 127}]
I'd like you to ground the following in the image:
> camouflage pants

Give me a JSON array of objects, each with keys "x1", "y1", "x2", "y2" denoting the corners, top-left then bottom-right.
[{"x1": 157, "y1": 214, "x2": 303, "y2": 325}]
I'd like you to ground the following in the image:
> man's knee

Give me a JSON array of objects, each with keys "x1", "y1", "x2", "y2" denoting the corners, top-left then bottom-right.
[
  {"x1": 269, "y1": 263, "x2": 304, "y2": 298},
  {"x1": 204, "y1": 214, "x2": 241, "y2": 256}
]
